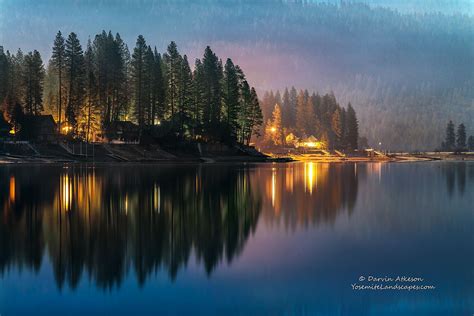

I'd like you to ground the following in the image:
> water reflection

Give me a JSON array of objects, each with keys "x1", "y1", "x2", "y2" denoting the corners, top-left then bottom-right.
[
  {"x1": 443, "y1": 162, "x2": 473, "y2": 197},
  {"x1": 261, "y1": 162, "x2": 361, "y2": 229},
  {"x1": 0, "y1": 165, "x2": 262, "y2": 289},
  {"x1": 0, "y1": 163, "x2": 364, "y2": 290}
]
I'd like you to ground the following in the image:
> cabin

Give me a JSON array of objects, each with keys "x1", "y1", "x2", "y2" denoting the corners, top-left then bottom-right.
[
  {"x1": 103, "y1": 121, "x2": 139, "y2": 143},
  {"x1": 294, "y1": 135, "x2": 326, "y2": 150},
  {"x1": 17, "y1": 115, "x2": 57, "y2": 142}
]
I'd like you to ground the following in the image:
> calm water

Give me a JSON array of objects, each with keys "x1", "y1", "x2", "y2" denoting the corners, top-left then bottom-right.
[{"x1": 0, "y1": 162, "x2": 473, "y2": 315}]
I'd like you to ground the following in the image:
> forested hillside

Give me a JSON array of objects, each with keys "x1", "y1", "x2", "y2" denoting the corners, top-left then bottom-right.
[
  {"x1": 0, "y1": 32, "x2": 263, "y2": 144},
  {"x1": 1, "y1": 1, "x2": 472, "y2": 149}
]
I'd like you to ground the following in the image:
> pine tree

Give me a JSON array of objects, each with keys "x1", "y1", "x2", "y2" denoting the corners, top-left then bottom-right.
[
  {"x1": 281, "y1": 87, "x2": 294, "y2": 129},
  {"x1": 289, "y1": 87, "x2": 297, "y2": 125},
  {"x1": 131, "y1": 35, "x2": 147, "y2": 130},
  {"x1": 23, "y1": 50, "x2": 45, "y2": 115},
  {"x1": 246, "y1": 87, "x2": 263, "y2": 144},
  {"x1": 51, "y1": 31, "x2": 65, "y2": 131},
  {"x1": 222, "y1": 58, "x2": 240, "y2": 139},
  {"x1": 468, "y1": 136, "x2": 474, "y2": 151},
  {"x1": 151, "y1": 48, "x2": 165, "y2": 125},
  {"x1": 331, "y1": 107, "x2": 342, "y2": 149},
  {"x1": 295, "y1": 90, "x2": 307, "y2": 135},
  {"x1": 456, "y1": 123, "x2": 466, "y2": 150},
  {"x1": 178, "y1": 55, "x2": 193, "y2": 136},
  {"x1": 201, "y1": 46, "x2": 222, "y2": 138},
  {"x1": 0, "y1": 47, "x2": 10, "y2": 103},
  {"x1": 192, "y1": 59, "x2": 205, "y2": 138},
  {"x1": 270, "y1": 104, "x2": 283, "y2": 146},
  {"x1": 111, "y1": 33, "x2": 130, "y2": 122},
  {"x1": 237, "y1": 77, "x2": 251, "y2": 143},
  {"x1": 164, "y1": 41, "x2": 181, "y2": 122},
  {"x1": 345, "y1": 103, "x2": 359, "y2": 150},
  {"x1": 445, "y1": 120, "x2": 455, "y2": 150},
  {"x1": 65, "y1": 32, "x2": 84, "y2": 131},
  {"x1": 79, "y1": 40, "x2": 100, "y2": 142},
  {"x1": 143, "y1": 45, "x2": 155, "y2": 126}
]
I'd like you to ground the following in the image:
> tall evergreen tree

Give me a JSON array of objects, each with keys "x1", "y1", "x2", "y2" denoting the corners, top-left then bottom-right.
[
  {"x1": 269, "y1": 104, "x2": 283, "y2": 146},
  {"x1": 445, "y1": 120, "x2": 456, "y2": 150},
  {"x1": 131, "y1": 35, "x2": 147, "y2": 130},
  {"x1": 0, "y1": 47, "x2": 10, "y2": 103},
  {"x1": 246, "y1": 87, "x2": 263, "y2": 144},
  {"x1": 281, "y1": 88, "x2": 293, "y2": 129},
  {"x1": 164, "y1": 41, "x2": 181, "y2": 122},
  {"x1": 331, "y1": 107, "x2": 342, "y2": 149},
  {"x1": 143, "y1": 45, "x2": 155, "y2": 126},
  {"x1": 200, "y1": 46, "x2": 222, "y2": 138},
  {"x1": 345, "y1": 103, "x2": 359, "y2": 150},
  {"x1": 65, "y1": 32, "x2": 84, "y2": 131},
  {"x1": 79, "y1": 40, "x2": 100, "y2": 142},
  {"x1": 456, "y1": 123, "x2": 466, "y2": 150},
  {"x1": 23, "y1": 50, "x2": 45, "y2": 115},
  {"x1": 151, "y1": 48, "x2": 165, "y2": 125},
  {"x1": 178, "y1": 55, "x2": 193, "y2": 136},
  {"x1": 51, "y1": 31, "x2": 66, "y2": 131},
  {"x1": 191, "y1": 59, "x2": 204, "y2": 138},
  {"x1": 222, "y1": 58, "x2": 240, "y2": 139},
  {"x1": 468, "y1": 136, "x2": 474, "y2": 151}
]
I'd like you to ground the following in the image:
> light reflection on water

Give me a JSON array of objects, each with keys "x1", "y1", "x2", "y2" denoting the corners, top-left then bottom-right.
[{"x1": 0, "y1": 162, "x2": 473, "y2": 315}]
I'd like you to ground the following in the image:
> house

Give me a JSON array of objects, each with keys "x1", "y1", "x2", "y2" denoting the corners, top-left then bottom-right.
[
  {"x1": 103, "y1": 121, "x2": 139, "y2": 143},
  {"x1": 17, "y1": 115, "x2": 58, "y2": 142},
  {"x1": 298, "y1": 135, "x2": 326, "y2": 149}
]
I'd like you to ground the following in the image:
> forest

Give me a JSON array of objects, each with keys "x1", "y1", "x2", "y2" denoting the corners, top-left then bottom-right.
[
  {"x1": 441, "y1": 121, "x2": 474, "y2": 152},
  {"x1": 0, "y1": 31, "x2": 263, "y2": 145},
  {"x1": 258, "y1": 88, "x2": 360, "y2": 151}
]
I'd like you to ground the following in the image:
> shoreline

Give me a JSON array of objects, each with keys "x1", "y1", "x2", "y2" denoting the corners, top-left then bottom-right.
[{"x1": 1, "y1": 142, "x2": 473, "y2": 165}]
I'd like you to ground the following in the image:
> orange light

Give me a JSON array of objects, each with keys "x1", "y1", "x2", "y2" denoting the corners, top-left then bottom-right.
[
  {"x1": 9, "y1": 177, "x2": 15, "y2": 203},
  {"x1": 62, "y1": 125, "x2": 72, "y2": 133}
]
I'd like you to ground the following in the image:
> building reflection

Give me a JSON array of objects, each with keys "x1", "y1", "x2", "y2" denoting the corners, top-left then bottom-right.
[
  {"x1": 259, "y1": 163, "x2": 361, "y2": 230},
  {"x1": 0, "y1": 162, "x2": 363, "y2": 291}
]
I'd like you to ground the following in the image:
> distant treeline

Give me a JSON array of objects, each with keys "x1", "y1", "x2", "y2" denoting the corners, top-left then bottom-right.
[
  {"x1": 441, "y1": 121, "x2": 474, "y2": 152},
  {"x1": 0, "y1": 31, "x2": 263, "y2": 144},
  {"x1": 259, "y1": 88, "x2": 361, "y2": 150}
]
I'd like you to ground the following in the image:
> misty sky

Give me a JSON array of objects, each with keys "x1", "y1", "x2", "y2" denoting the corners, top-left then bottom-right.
[{"x1": 0, "y1": 0, "x2": 472, "y2": 92}]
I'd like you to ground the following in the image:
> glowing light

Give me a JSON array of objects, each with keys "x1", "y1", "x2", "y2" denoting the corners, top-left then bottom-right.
[
  {"x1": 157, "y1": 120, "x2": 161, "y2": 125},
  {"x1": 154, "y1": 184, "x2": 160, "y2": 212},
  {"x1": 62, "y1": 125, "x2": 72, "y2": 133},
  {"x1": 9, "y1": 176, "x2": 15, "y2": 203},
  {"x1": 270, "y1": 127, "x2": 276, "y2": 133},
  {"x1": 271, "y1": 167, "x2": 276, "y2": 207},
  {"x1": 62, "y1": 174, "x2": 72, "y2": 211},
  {"x1": 304, "y1": 162, "x2": 316, "y2": 194},
  {"x1": 9, "y1": 129, "x2": 16, "y2": 135}
]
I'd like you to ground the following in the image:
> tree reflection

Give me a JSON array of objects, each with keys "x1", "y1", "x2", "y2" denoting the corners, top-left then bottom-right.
[
  {"x1": 0, "y1": 162, "x2": 361, "y2": 291},
  {"x1": 443, "y1": 162, "x2": 472, "y2": 197},
  {"x1": 0, "y1": 165, "x2": 261, "y2": 290}
]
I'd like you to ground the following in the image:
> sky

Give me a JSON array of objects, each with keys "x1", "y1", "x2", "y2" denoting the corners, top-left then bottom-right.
[{"x1": 0, "y1": 0, "x2": 472, "y2": 91}]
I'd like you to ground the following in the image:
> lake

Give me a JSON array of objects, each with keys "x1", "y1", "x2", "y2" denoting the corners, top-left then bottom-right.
[{"x1": 0, "y1": 162, "x2": 473, "y2": 315}]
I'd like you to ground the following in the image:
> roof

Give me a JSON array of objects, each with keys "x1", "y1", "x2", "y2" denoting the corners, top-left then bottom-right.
[
  {"x1": 303, "y1": 135, "x2": 318, "y2": 142},
  {"x1": 107, "y1": 121, "x2": 139, "y2": 131},
  {"x1": 21, "y1": 115, "x2": 57, "y2": 128}
]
